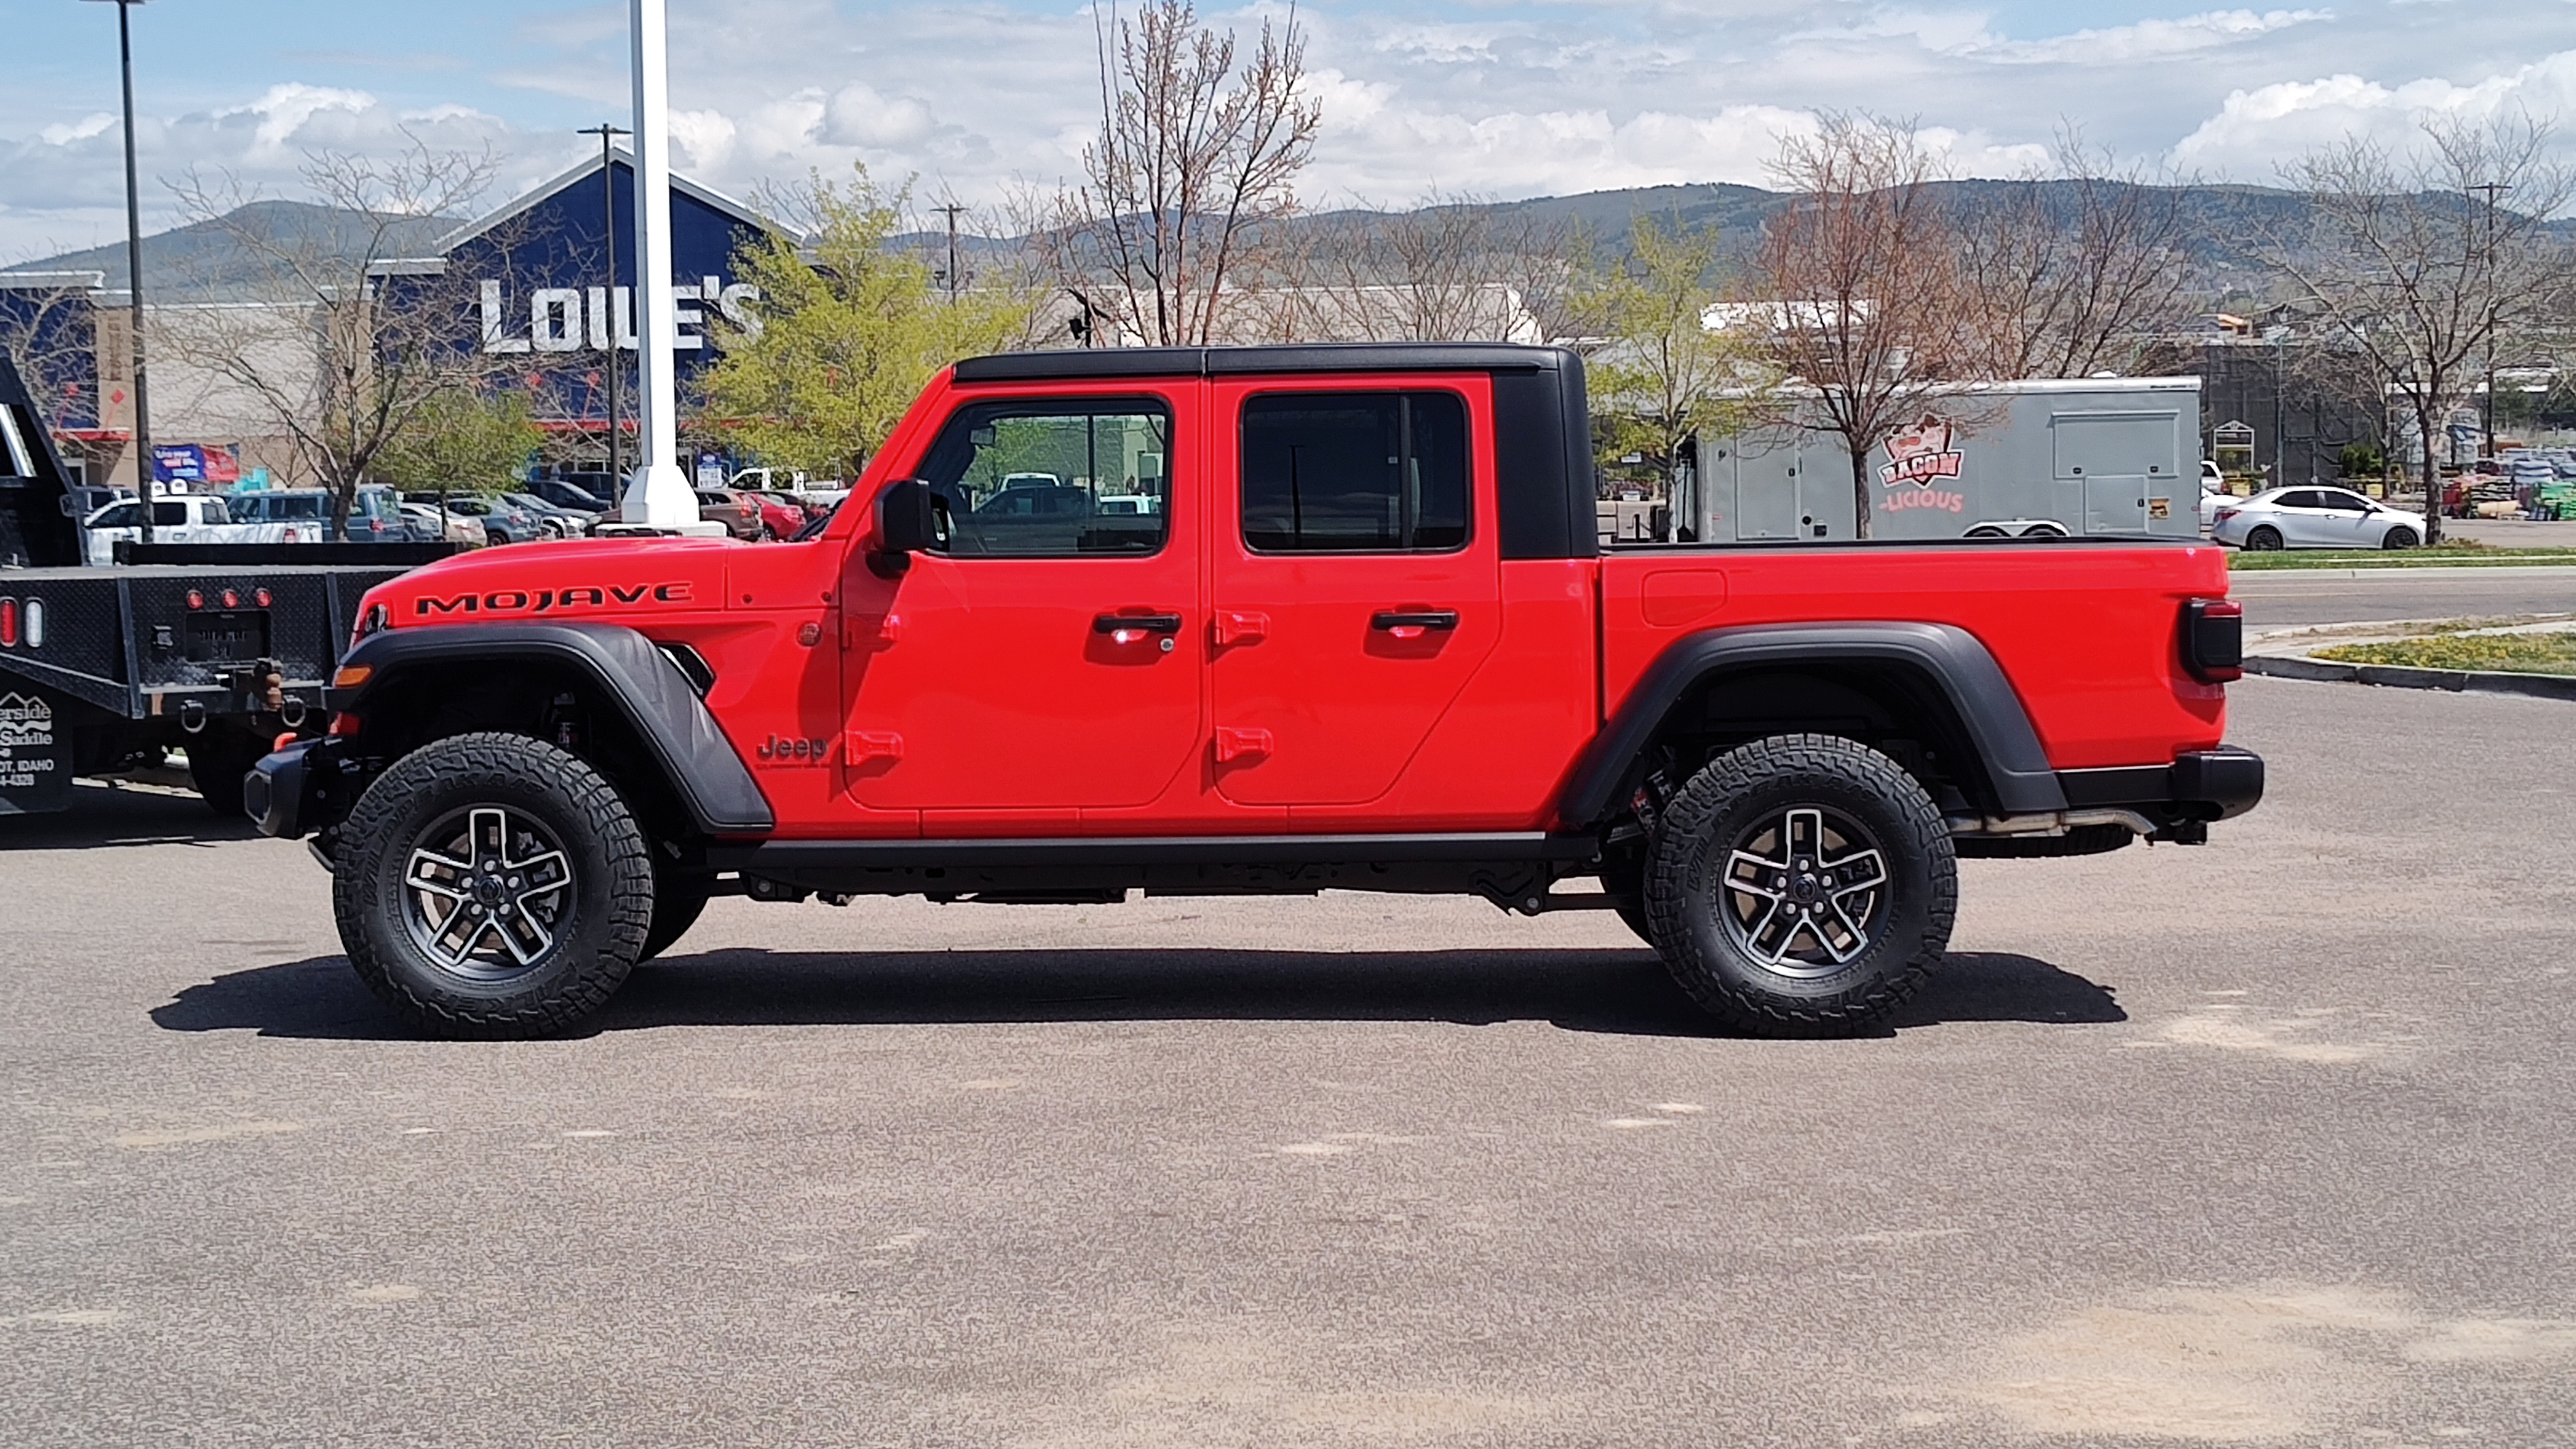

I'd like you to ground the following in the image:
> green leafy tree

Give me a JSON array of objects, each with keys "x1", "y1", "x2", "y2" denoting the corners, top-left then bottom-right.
[
  {"x1": 1577, "y1": 214, "x2": 1770, "y2": 498},
  {"x1": 369, "y1": 387, "x2": 541, "y2": 495},
  {"x1": 700, "y1": 167, "x2": 1033, "y2": 478}
]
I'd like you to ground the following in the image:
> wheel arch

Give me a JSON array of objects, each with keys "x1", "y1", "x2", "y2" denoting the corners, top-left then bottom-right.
[
  {"x1": 1557, "y1": 623, "x2": 2068, "y2": 829},
  {"x1": 331, "y1": 622, "x2": 774, "y2": 838}
]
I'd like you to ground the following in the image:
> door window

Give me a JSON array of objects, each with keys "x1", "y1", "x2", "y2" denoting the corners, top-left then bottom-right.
[
  {"x1": 2272, "y1": 490, "x2": 2322, "y2": 510},
  {"x1": 915, "y1": 399, "x2": 1172, "y2": 557},
  {"x1": 1240, "y1": 391, "x2": 1468, "y2": 553}
]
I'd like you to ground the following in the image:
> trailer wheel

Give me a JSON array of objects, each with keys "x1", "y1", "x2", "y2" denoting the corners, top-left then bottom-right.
[
  {"x1": 1645, "y1": 734, "x2": 1955, "y2": 1036},
  {"x1": 184, "y1": 726, "x2": 269, "y2": 818},
  {"x1": 333, "y1": 732, "x2": 652, "y2": 1038}
]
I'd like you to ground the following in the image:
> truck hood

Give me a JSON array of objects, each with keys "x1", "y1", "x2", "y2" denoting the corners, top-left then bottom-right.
[{"x1": 359, "y1": 535, "x2": 736, "y2": 628}]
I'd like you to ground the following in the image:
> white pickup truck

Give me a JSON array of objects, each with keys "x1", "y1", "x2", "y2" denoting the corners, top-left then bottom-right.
[{"x1": 80, "y1": 489, "x2": 403, "y2": 565}]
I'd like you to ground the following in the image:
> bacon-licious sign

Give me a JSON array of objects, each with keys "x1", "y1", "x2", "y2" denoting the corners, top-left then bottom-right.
[{"x1": 1879, "y1": 414, "x2": 1965, "y2": 514}]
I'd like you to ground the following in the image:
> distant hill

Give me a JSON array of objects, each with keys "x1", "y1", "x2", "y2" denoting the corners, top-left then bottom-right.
[
  {"x1": 20, "y1": 181, "x2": 2565, "y2": 304},
  {"x1": 4, "y1": 199, "x2": 455, "y2": 302}
]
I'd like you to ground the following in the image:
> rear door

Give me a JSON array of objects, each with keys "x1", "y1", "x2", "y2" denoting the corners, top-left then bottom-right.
[
  {"x1": 842, "y1": 387, "x2": 1203, "y2": 815},
  {"x1": 1208, "y1": 375, "x2": 1501, "y2": 809}
]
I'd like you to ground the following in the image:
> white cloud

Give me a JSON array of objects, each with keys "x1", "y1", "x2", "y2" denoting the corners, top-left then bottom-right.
[
  {"x1": 2173, "y1": 50, "x2": 2576, "y2": 172},
  {"x1": 1970, "y1": 9, "x2": 2331, "y2": 65}
]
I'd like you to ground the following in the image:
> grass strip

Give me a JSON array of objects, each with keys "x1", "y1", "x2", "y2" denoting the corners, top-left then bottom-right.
[
  {"x1": 2230, "y1": 547, "x2": 2576, "y2": 570},
  {"x1": 2311, "y1": 633, "x2": 2576, "y2": 675}
]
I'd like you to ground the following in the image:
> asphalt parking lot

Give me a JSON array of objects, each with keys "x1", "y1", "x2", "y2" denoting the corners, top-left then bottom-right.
[{"x1": 5, "y1": 675, "x2": 2574, "y2": 1447}]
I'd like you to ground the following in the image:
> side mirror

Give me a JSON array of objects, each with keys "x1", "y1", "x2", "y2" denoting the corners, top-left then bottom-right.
[{"x1": 870, "y1": 479, "x2": 938, "y2": 577}]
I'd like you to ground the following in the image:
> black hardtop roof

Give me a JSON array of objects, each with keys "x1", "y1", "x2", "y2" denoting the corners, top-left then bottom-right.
[{"x1": 950, "y1": 341, "x2": 1576, "y2": 385}]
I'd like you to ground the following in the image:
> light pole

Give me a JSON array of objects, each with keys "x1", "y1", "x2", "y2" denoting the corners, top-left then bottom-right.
[
  {"x1": 579, "y1": 123, "x2": 630, "y2": 487},
  {"x1": 86, "y1": 0, "x2": 154, "y2": 543},
  {"x1": 2469, "y1": 182, "x2": 2508, "y2": 462}
]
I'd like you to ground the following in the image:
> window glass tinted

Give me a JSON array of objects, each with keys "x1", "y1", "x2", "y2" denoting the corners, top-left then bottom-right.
[
  {"x1": 2326, "y1": 491, "x2": 2371, "y2": 511},
  {"x1": 916, "y1": 399, "x2": 1172, "y2": 557},
  {"x1": 1240, "y1": 391, "x2": 1468, "y2": 552},
  {"x1": 2273, "y1": 490, "x2": 2322, "y2": 509}
]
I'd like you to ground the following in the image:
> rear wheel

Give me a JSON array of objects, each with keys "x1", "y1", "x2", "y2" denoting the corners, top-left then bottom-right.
[
  {"x1": 332, "y1": 732, "x2": 652, "y2": 1038},
  {"x1": 2245, "y1": 525, "x2": 2284, "y2": 551},
  {"x1": 1645, "y1": 735, "x2": 1955, "y2": 1036}
]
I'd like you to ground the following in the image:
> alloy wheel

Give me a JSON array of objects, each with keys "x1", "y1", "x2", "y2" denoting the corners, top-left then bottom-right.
[
  {"x1": 402, "y1": 805, "x2": 575, "y2": 980},
  {"x1": 1718, "y1": 804, "x2": 1890, "y2": 977}
]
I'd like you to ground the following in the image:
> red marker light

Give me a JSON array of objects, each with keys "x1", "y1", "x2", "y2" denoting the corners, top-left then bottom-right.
[
  {"x1": 186, "y1": 589, "x2": 204, "y2": 609},
  {"x1": 221, "y1": 589, "x2": 240, "y2": 608},
  {"x1": 254, "y1": 588, "x2": 272, "y2": 608},
  {"x1": 0, "y1": 599, "x2": 16, "y2": 648}
]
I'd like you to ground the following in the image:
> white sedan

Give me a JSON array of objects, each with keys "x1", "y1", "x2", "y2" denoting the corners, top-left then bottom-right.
[{"x1": 2212, "y1": 487, "x2": 2424, "y2": 550}]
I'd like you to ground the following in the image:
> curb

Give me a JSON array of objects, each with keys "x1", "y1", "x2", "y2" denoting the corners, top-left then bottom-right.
[
  {"x1": 2243, "y1": 653, "x2": 2576, "y2": 701},
  {"x1": 2230, "y1": 564, "x2": 2576, "y2": 580}
]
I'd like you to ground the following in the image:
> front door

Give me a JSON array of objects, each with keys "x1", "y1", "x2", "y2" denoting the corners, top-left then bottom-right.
[
  {"x1": 1208, "y1": 377, "x2": 1502, "y2": 809},
  {"x1": 842, "y1": 389, "x2": 1203, "y2": 814}
]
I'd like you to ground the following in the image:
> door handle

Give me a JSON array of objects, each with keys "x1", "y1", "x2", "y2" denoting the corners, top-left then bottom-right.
[
  {"x1": 1094, "y1": 612, "x2": 1184, "y2": 635},
  {"x1": 1370, "y1": 610, "x2": 1458, "y2": 634}
]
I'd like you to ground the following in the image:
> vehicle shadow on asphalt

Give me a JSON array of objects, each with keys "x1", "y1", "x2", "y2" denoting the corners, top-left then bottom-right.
[
  {"x1": 150, "y1": 948, "x2": 2124, "y2": 1040},
  {"x1": 0, "y1": 782, "x2": 255, "y2": 850}
]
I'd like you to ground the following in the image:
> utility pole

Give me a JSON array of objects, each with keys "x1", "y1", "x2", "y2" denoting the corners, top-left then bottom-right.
[
  {"x1": 2470, "y1": 182, "x2": 2509, "y2": 461},
  {"x1": 579, "y1": 123, "x2": 630, "y2": 487},
  {"x1": 935, "y1": 203, "x2": 967, "y2": 303},
  {"x1": 86, "y1": 0, "x2": 154, "y2": 542}
]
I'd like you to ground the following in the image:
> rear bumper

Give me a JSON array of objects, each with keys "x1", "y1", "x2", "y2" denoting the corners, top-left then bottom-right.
[{"x1": 2057, "y1": 745, "x2": 2265, "y2": 840}]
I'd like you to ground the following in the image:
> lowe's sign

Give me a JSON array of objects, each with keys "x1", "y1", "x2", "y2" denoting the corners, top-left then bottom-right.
[
  {"x1": 476, "y1": 277, "x2": 763, "y2": 353},
  {"x1": 413, "y1": 153, "x2": 780, "y2": 418}
]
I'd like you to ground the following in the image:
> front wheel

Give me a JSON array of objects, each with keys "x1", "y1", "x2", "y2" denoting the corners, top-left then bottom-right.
[
  {"x1": 2382, "y1": 525, "x2": 2419, "y2": 550},
  {"x1": 1645, "y1": 735, "x2": 1956, "y2": 1036},
  {"x1": 2244, "y1": 525, "x2": 2284, "y2": 551},
  {"x1": 331, "y1": 732, "x2": 653, "y2": 1038}
]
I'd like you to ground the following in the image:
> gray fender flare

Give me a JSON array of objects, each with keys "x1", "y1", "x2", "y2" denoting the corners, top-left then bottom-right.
[
  {"x1": 332, "y1": 621, "x2": 774, "y2": 835},
  {"x1": 1557, "y1": 621, "x2": 2068, "y2": 828}
]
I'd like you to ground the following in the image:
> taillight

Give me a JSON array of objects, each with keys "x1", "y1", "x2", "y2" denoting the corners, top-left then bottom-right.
[
  {"x1": 2213, "y1": 508, "x2": 2238, "y2": 525},
  {"x1": 2184, "y1": 598, "x2": 2243, "y2": 683},
  {"x1": 0, "y1": 599, "x2": 16, "y2": 647}
]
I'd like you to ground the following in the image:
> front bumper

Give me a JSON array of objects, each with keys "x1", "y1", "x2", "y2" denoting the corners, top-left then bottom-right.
[{"x1": 245, "y1": 737, "x2": 363, "y2": 843}]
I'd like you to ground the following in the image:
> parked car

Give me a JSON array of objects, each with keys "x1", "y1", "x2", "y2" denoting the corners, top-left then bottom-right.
[
  {"x1": 80, "y1": 494, "x2": 264, "y2": 564},
  {"x1": 2197, "y1": 471, "x2": 2235, "y2": 531},
  {"x1": 523, "y1": 474, "x2": 616, "y2": 514},
  {"x1": 743, "y1": 491, "x2": 811, "y2": 539},
  {"x1": 399, "y1": 501, "x2": 484, "y2": 547},
  {"x1": 228, "y1": 487, "x2": 406, "y2": 541},
  {"x1": 2212, "y1": 487, "x2": 2423, "y2": 550},
  {"x1": 502, "y1": 492, "x2": 587, "y2": 539},
  {"x1": 427, "y1": 492, "x2": 547, "y2": 547},
  {"x1": 694, "y1": 487, "x2": 765, "y2": 540}
]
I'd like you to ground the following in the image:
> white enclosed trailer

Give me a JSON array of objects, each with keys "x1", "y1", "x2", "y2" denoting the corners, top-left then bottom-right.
[{"x1": 1690, "y1": 376, "x2": 2204, "y2": 544}]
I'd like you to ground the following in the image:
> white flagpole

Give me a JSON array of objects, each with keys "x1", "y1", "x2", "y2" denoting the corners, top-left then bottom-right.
[{"x1": 621, "y1": 0, "x2": 710, "y2": 530}]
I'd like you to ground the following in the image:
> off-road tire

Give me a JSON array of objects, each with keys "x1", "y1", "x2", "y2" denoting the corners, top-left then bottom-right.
[
  {"x1": 2245, "y1": 525, "x2": 2283, "y2": 551},
  {"x1": 1645, "y1": 734, "x2": 1956, "y2": 1036},
  {"x1": 332, "y1": 731, "x2": 652, "y2": 1038},
  {"x1": 640, "y1": 863, "x2": 713, "y2": 962}
]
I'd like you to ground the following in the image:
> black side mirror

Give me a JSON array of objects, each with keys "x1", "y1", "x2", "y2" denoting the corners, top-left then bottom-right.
[{"x1": 870, "y1": 479, "x2": 938, "y2": 577}]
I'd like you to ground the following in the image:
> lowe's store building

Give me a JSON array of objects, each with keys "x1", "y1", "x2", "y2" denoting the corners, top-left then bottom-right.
[
  {"x1": 0, "y1": 153, "x2": 777, "y2": 491},
  {"x1": 381, "y1": 152, "x2": 778, "y2": 482}
]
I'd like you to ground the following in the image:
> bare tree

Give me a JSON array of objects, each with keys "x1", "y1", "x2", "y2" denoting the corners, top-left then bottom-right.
[
  {"x1": 1956, "y1": 133, "x2": 2194, "y2": 379},
  {"x1": 0, "y1": 276, "x2": 104, "y2": 448},
  {"x1": 159, "y1": 138, "x2": 521, "y2": 538},
  {"x1": 2264, "y1": 113, "x2": 2572, "y2": 544},
  {"x1": 1275, "y1": 196, "x2": 1568, "y2": 343},
  {"x1": 1746, "y1": 113, "x2": 1995, "y2": 538},
  {"x1": 1045, "y1": 0, "x2": 1321, "y2": 347}
]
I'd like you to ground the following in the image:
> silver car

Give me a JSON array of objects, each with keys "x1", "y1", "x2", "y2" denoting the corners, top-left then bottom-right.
[{"x1": 2212, "y1": 486, "x2": 2423, "y2": 551}]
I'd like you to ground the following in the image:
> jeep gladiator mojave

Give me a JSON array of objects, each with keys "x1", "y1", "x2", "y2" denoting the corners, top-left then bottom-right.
[{"x1": 247, "y1": 343, "x2": 2262, "y2": 1038}]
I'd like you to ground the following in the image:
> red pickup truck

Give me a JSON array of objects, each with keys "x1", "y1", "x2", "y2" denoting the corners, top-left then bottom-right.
[{"x1": 248, "y1": 343, "x2": 2260, "y2": 1039}]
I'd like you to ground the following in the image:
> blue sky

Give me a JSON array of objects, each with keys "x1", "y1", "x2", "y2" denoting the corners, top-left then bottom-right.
[{"x1": 4, "y1": 0, "x2": 2572, "y2": 261}]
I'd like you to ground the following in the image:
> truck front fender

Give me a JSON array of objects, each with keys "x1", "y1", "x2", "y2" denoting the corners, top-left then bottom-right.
[
  {"x1": 331, "y1": 621, "x2": 774, "y2": 835},
  {"x1": 1557, "y1": 621, "x2": 2068, "y2": 828}
]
